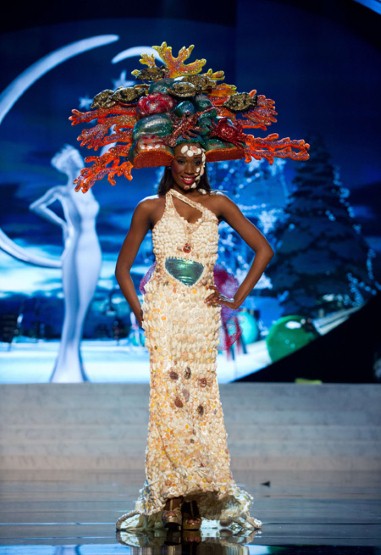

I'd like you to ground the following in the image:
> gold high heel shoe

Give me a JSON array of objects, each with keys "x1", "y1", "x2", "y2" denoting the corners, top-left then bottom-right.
[
  {"x1": 162, "y1": 498, "x2": 182, "y2": 529},
  {"x1": 181, "y1": 500, "x2": 202, "y2": 531}
]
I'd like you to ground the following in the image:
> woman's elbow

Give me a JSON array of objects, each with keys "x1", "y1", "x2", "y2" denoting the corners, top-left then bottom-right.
[
  {"x1": 261, "y1": 243, "x2": 275, "y2": 263},
  {"x1": 115, "y1": 263, "x2": 126, "y2": 284}
]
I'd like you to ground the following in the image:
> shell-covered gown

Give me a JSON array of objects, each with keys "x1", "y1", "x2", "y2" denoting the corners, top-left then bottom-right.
[{"x1": 116, "y1": 188, "x2": 261, "y2": 535}]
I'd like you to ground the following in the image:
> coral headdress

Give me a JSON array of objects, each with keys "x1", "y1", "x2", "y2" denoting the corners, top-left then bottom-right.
[{"x1": 70, "y1": 42, "x2": 309, "y2": 192}]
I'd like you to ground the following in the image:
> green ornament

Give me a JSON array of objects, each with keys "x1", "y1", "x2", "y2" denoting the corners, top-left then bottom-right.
[
  {"x1": 198, "y1": 108, "x2": 217, "y2": 122},
  {"x1": 149, "y1": 78, "x2": 175, "y2": 94},
  {"x1": 132, "y1": 114, "x2": 173, "y2": 141},
  {"x1": 266, "y1": 315, "x2": 320, "y2": 362},
  {"x1": 174, "y1": 101, "x2": 196, "y2": 117},
  {"x1": 205, "y1": 138, "x2": 235, "y2": 150},
  {"x1": 194, "y1": 94, "x2": 213, "y2": 111}
]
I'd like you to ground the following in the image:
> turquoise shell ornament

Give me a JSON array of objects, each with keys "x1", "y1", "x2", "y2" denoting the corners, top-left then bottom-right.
[{"x1": 165, "y1": 257, "x2": 204, "y2": 286}]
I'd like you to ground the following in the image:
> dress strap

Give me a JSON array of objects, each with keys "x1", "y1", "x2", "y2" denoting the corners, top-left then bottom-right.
[
  {"x1": 166, "y1": 189, "x2": 218, "y2": 222},
  {"x1": 168, "y1": 189, "x2": 219, "y2": 223},
  {"x1": 168, "y1": 188, "x2": 207, "y2": 213}
]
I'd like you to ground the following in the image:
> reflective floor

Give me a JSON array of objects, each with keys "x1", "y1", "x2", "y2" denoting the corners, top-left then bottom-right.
[{"x1": 0, "y1": 469, "x2": 380, "y2": 554}]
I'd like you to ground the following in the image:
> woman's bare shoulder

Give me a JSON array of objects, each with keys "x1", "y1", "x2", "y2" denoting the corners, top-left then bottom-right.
[
  {"x1": 210, "y1": 190, "x2": 233, "y2": 200},
  {"x1": 134, "y1": 195, "x2": 165, "y2": 226},
  {"x1": 136, "y1": 194, "x2": 164, "y2": 210},
  {"x1": 208, "y1": 190, "x2": 235, "y2": 208}
]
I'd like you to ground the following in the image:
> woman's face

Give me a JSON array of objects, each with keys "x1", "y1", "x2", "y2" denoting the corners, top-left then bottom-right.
[{"x1": 171, "y1": 143, "x2": 205, "y2": 191}]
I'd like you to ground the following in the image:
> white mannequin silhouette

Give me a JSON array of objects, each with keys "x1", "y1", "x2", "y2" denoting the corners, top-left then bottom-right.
[{"x1": 30, "y1": 145, "x2": 102, "y2": 382}]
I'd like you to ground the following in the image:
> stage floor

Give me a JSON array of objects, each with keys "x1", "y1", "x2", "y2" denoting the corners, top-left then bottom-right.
[{"x1": 0, "y1": 469, "x2": 380, "y2": 553}]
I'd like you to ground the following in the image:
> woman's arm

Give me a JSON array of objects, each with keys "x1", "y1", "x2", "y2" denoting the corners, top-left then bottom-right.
[
  {"x1": 206, "y1": 194, "x2": 274, "y2": 309},
  {"x1": 115, "y1": 200, "x2": 153, "y2": 327},
  {"x1": 29, "y1": 187, "x2": 67, "y2": 230}
]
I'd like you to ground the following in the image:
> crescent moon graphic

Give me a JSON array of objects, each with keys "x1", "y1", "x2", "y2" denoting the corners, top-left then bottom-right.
[
  {"x1": 0, "y1": 34, "x2": 119, "y2": 267},
  {"x1": 0, "y1": 229, "x2": 61, "y2": 268},
  {"x1": 0, "y1": 35, "x2": 119, "y2": 125},
  {"x1": 111, "y1": 45, "x2": 160, "y2": 65}
]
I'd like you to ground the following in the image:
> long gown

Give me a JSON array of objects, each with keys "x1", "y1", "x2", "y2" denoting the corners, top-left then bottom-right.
[{"x1": 116, "y1": 188, "x2": 261, "y2": 536}]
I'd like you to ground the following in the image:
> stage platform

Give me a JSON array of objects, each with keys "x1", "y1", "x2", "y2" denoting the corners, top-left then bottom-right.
[
  {"x1": 0, "y1": 469, "x2": 380, "y2": 552},
  {"x1": 0, "y1": 383, "x2": 380, "y2": 552}
]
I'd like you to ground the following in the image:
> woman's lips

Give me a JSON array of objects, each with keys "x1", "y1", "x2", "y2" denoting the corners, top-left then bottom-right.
[{"x1": 182, "y1": 176, "x2": 195, "y2": 185}]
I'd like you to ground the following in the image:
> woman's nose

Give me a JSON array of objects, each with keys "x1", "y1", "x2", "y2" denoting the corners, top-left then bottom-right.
[{"x1": 184, "y1": 160, "x2": 196, "y2": 173}]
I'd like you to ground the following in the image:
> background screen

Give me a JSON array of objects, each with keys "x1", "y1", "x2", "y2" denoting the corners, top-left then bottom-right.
[{"x1": 0, "y1": 0, "x2": 380, "y2": 383}]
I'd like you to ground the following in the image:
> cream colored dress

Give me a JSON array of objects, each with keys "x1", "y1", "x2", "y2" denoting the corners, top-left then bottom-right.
[{"x1": 116, "y1": 188, "x2": 261, "y2": 535}]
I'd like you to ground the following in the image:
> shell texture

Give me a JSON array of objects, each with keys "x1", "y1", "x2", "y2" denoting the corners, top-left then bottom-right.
[{"x1": 116, "y1": 189, "x2": 261, "y2": 534}]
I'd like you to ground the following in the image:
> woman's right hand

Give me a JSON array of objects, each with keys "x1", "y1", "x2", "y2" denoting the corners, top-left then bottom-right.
[{"x1": 137, "y1": 309, "x2": 144, "y2": 329}]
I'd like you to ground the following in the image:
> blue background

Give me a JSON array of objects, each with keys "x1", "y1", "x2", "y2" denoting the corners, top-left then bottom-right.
[{"x1": 0, "y1": 0, "x2": 380, "y2": 383}]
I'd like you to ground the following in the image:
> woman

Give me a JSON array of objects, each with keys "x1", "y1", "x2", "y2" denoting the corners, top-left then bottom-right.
[
  {"x1": 70, "y1": 42, "x2": 309, "y2": 536},
  {"x1": 114, "y1": 141, "x2": 273, "y2": 533}
]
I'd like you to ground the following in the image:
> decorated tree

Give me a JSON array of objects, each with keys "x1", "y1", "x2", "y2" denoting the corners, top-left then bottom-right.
[{"x1": 267, "y1": 136, "x2": 379, "y2": 317}]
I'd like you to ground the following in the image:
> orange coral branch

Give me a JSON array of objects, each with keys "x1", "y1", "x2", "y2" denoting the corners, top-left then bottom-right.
[
  {"x1": 152, "y1": 42, "x2": 207, "y2": 78},
  {"x1": 73, "y1": 145, "x2": 134, "y2": 193},
  {"x1": 70, "y1": 107, "x2": 136, "y2": 152},
  {"x1": 137, "y1": 52, "x2": 157, "y2": 68},
  {"x1": 245, "y1": 133, "x2": 310, "y2": 164},
  {"x1": 77, "y1": 122, "x2": 134, "y2": 150},
  {"x1": 69, "y1": 105, "x2": 136, "y2": 126},
  {"x1": 204, "y1": 68, "x2": 225, "y2": 81},
  {"x1": 78, "y1": 127, "x2": 133, "y2": 150}
]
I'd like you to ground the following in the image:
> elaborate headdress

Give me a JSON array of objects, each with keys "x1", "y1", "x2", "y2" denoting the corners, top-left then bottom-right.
[{"x1": 70, "y1": 42, "x2": 309, "y2": 192}]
